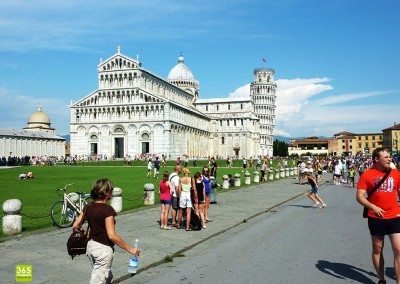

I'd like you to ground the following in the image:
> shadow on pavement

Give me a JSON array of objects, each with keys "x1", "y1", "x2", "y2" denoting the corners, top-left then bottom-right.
[
  {"x1": 289, "y1": 204, "x2": 315, "y2": 208},
  {"x1": 315, "y1": 260, "x2": 377, "y2": 283}
]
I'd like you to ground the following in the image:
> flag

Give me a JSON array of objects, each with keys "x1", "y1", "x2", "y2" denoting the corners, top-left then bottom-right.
[{"x1": 262, "y1": 58, "x2": 267, "y2": 63}]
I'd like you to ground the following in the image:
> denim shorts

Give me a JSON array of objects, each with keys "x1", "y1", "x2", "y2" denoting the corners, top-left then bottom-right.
[
  {"x1": 310, "y1": 186, "x2": 318, "y2": 194},
  {"x1": 160, "y1": 199, "x2": 172, "y2": 205}
]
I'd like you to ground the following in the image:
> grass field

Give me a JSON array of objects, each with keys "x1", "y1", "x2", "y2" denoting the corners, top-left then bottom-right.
[{"x1": 0, "y1": 159, "x2": 292, "y2": 239}]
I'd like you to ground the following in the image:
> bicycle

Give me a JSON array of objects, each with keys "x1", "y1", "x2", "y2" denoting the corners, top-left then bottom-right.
[{"x1": 51, "y1": 183, "x2": 91, "y2": 228}]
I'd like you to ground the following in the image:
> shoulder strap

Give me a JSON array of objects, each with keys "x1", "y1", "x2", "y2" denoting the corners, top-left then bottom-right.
[
  {"x1": 169, "y1": 173, "x2": 177, "y2": 182},
  {"x1": 367, "y1": 169, "x2": 392, "y2": 198}
]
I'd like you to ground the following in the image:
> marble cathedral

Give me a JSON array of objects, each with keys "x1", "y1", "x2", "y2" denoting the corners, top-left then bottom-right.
[{"x1": 70, "y1": 47, "x2": 276, "y2": 159}]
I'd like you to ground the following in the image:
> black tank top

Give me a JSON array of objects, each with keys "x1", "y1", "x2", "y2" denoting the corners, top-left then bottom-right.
[{"x1": 196, "y1": 180, "x2": 205, "y2": 201}]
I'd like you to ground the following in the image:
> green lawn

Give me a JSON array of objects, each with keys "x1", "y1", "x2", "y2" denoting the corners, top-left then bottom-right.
[{"x1": 0, "y1": 159, "x2": 293, "y2": 239}]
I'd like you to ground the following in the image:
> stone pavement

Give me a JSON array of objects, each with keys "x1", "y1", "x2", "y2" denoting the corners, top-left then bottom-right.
[{"x1": 0, "y1": 174, "x2": 329, "y2": 284}]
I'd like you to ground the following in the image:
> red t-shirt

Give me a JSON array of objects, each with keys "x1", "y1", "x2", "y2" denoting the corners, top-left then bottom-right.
[{"x1": 357, "y1": 168, "x2": 400, "y2": 219}]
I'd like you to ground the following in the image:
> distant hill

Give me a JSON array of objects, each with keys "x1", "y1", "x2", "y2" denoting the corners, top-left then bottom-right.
[
  {"x1": 274, "y1": 136, "x2": 290, "y2": 143},
  {"x1": 274, "y1": 136, "x2": 329, "y2": 144}
]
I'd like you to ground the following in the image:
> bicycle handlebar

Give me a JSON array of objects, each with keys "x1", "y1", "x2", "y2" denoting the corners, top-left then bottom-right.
[{"x1": 58, "y1": 183, "x2": 74, "y2": 192}]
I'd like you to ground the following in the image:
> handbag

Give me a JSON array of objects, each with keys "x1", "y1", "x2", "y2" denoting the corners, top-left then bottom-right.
[
  {"x1": 67, "y1": 226, "x2": 89, "y2": 259},
  {"x1": 363, "y1": 169, "x2": 392, "y2": 218}
]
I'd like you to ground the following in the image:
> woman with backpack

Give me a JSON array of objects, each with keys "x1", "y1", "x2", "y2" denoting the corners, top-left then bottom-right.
[{"x1": 72, "y1": 179, "x2": 140, "y2": 284}]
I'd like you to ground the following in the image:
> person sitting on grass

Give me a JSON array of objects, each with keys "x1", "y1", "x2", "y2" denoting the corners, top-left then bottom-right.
[{"x1": 19, "y1": 171, "x2": 33, "y2": 180}]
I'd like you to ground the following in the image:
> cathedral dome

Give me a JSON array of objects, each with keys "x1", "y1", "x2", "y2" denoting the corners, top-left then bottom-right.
[
  {"x1": 167, "y1": 55, "x2": 196, "y2": 81},
  {"x1": 26, "y1": 105, "x2": 52, "y2": 129}
]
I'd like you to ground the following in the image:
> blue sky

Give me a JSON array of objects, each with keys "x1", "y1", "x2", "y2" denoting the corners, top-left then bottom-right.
[{"x1": 0, "y1": 0, "x2": 399, "y2": 138}]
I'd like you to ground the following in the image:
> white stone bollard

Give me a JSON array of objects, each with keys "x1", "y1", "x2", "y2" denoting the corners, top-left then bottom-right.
[
  {"x1": 2, "y1": 199, "x2": 22, "y2": 236},
  {"x1": 280, "y1": 168, "x2": 285, "y2": 178},
  {"x1": 234, "y1": 173, "x2": 241, "y2": 187},
  {"x1": 275, "y1": 169, "x2": 280, "y2": 179},
  {"x1": 110, "y1": 187, "x2": 122, "y2": 213},
  {"x1": 285, "y1": 168, "x2": 290, "y2": 177},
  {"x1": 143, "y1": 183, "x2": 155, "y2": 205},
  {"x1": 294, "y1": 167, "x2": 298, "y2": 176},
  {"x1": 244, "y1": 171, "x2": 251, "y2": 185},
  {"x1": 268, "y1": 170, "x2": 274, "y2": 181},
  {"x1": 253, "y1": 171, "x2": 260, "y2": 183},
  {"x1": 289, "y1": 167, "x2": 294, "y2": 176},
  {"x1": 222, "y1": 175, "x2": 230, "y2": 190}
]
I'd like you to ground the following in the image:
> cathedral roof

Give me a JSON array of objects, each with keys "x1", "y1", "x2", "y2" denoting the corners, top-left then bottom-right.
[
  {"x1": 0, "y1": 128, "x2": 64, "y2": 140},
  {"x1": 167, "y1": 55, "x2": 196, "y2": 81},
  {"x1": 196, "y1": 96, "x2": 251, "y2": 104}
]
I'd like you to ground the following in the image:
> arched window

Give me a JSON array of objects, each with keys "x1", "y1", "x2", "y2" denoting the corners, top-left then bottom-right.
[
  {"x1": 142, "y1": 133, "x2": 150, "y2": 140},
  {"x1": 222, "y1": 137, "x2": 225, "y2": 145}
]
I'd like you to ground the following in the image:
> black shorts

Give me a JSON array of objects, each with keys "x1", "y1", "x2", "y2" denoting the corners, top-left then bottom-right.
[{"x1": 368, "y1": 217, "x2": 400, "y2": 236}]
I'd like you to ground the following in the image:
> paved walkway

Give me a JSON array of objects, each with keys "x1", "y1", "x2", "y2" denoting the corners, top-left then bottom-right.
[{"x1": 0, "y1": 174, "x2": 329, "y2": 283}]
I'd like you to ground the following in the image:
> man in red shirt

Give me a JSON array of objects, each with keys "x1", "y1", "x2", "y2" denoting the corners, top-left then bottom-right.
[{"x1": 357, "y1": 148, "x2": 400, "y2": 284}]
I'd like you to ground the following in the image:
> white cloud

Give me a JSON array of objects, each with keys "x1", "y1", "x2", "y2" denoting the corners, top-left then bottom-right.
[
  {"x1": 227, "y1": 77, "x2": 398, "y2": 137},
  {"x1": 275, "y1": 77, "x2": 333, "y2": 119},
  {"x1": 313, "y1": 90, "x2": 392, "y2": 106},
  {"x1": 228, "y1": 84, "x2": 250, "y2": 98}
]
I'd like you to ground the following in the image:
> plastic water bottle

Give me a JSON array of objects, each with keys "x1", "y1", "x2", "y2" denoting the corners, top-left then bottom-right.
[{"x1": 128, "y1": 239, "x2": 139, "y2": 274}]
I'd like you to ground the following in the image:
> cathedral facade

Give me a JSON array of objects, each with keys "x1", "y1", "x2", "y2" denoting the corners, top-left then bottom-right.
[{"x1": 70, "y1": 47, "x2": 276, "y2": 159}]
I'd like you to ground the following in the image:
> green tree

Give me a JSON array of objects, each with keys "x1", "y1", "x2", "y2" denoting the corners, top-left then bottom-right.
[{"x1": 273, "y1": 139, "x2": 288, "y2": 156}]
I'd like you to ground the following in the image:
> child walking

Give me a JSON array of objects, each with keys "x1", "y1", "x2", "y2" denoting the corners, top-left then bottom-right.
[{"x1": 306, "y1": 171, "x2": 326, "y2": 208}]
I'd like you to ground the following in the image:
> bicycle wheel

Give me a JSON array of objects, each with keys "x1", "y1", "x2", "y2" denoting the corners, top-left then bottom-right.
[{"x1": 51, "y1": 201, "x2": 76, "y2": 228}]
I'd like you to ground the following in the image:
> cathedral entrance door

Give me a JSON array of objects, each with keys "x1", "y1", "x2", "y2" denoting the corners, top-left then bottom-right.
[
  {"x1": 90, "y1": 143, "x2": 98, "y2": 155},
  {"x1": 114, "y1": 138, "x2": 124, "y2": 158},
  {"x1": 233, "y1": 147, "x2": 240, "y2": 158},
  {"x1": 142, "y1": 142, "x2": 150, "y2": 154}
]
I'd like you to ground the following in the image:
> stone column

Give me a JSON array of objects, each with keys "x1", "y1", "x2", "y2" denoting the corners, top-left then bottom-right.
[
  {"x1": 275, "y1": 169, "x2": 280, "y2": 179},
  {"x1": 268, "y1": 169, "x2": 274, "y2": 181},
  {"x1": 110, "y1": 187, "x2": 123, "y2": 212},
  {"x1": 253, "y1": 171, "x2": 260, "y2": 183},
  {"x1": 143, "y1": 183, "x2": 155, "y2": 205},
  {"x1": 234, "y1": 173, "x2": 241, "y2": 187},
  {"x1": 280, "y1": 168, "x2": 285, "y2": 178},
  {"x1": 289, "y1": 167, "x2": 294, "y2": 176},
  {"x1": 244, "y1": 171, "x2": 251, "y2": 185},
  {"x1": 2, "y1": 199, "x2": 22, "y2": 236},
  {"x1": 222, "y1": 175, "x2": 230, "y2": 190},
  {"x1": 285, "y1": 168, "x2": 290, "y2": 177}
]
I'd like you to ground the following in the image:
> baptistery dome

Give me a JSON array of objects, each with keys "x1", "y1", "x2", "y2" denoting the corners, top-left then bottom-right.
[
  {"x1": 167, "y1": 55, "x2": 196, "y2": 81},
  {"x1": 167, "y1": 55, "x2": 199, "y2": 98},
  {"x1": 24, "y1": 105, "x2": 54, "y2": 133}
]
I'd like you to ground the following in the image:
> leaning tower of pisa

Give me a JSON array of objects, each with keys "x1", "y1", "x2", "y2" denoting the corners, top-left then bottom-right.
[{"x1": 250, "y1": 67, "x2": 277, "y2": 157}]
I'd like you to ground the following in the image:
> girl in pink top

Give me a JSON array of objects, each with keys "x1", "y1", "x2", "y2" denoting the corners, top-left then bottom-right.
[{"x1": 159, "y1": 171, "x2": 172, "y2": 230}]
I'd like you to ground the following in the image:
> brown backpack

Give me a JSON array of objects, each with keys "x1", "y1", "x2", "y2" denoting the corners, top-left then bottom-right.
[{"x1": 67, "y1": 228, "x2": 89, "y2": 259}]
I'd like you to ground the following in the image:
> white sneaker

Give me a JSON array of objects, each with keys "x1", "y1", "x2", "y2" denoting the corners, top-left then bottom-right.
[
  {"x1": 319, "y1": 204, "x2": 326, "y2": 208},
  {"x1": 312, "y1": 202, "x2": 320, "y2": 207}
]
